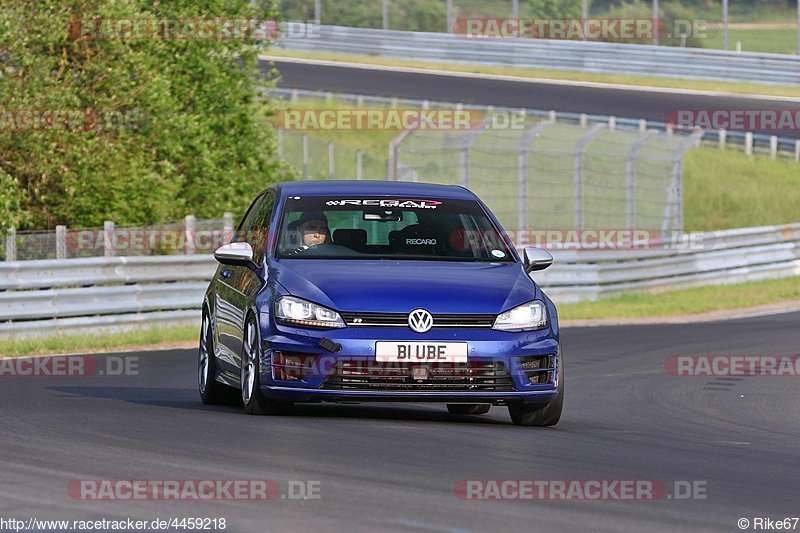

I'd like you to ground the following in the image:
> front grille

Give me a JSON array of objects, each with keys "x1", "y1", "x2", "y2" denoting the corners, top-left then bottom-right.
[
  {"x1": 322, "y1": 360, "x2": 515, "y2": 391},
  {"x1": 340, "y1": 312, "x2": 496, "y2": 329}
]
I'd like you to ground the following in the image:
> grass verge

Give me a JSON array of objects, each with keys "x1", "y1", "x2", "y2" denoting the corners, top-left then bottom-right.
[
  {"x1": 558, "y1": 275, "x2": 800, "y2": 320},
  {"x1": 266, "y1": 50, "x2": 800, "y2": 99},
  {"x1": 0, "y1": 325, "x2": 198, "y2": 358}
]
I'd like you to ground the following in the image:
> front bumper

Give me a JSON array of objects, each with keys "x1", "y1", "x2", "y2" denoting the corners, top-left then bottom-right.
[{"x1": 258, "y1": 314, "x2": 560, "y2": 405}]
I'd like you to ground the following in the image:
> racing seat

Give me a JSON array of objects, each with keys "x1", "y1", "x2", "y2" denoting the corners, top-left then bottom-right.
[
  {"x1": 333, "y1": 229, "x2": 367, "y2": 253},
  {"x1": 391, "y1": 224, "x2": 443, "y2": 256}
]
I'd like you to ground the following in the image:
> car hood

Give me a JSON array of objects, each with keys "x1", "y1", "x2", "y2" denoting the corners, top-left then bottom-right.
[{"x1": 270, "y1": 259, "x2": 539, "y2": 314}]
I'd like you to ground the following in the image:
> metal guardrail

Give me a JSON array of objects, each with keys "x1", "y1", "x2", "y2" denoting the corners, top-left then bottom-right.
[
  {"x1": 0, "y1": 223, "x2": 798, "y2": 337},
  {"x1": 277, "y1": 24, "x2": 800, "y2": 86}
]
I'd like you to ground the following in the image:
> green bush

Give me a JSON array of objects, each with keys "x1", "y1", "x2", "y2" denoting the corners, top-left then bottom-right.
[{"x1": 0, "y1": 0, "x2": 291, "y2": 231}]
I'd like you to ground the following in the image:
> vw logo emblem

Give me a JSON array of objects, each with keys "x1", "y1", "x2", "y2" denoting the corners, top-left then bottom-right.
[{"x1": 408, "y1": 309, "x2": 433, "y2": 333}]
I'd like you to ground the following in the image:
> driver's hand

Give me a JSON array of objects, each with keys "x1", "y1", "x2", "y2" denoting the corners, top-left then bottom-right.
[{"x1": 291, "y1": 245, "x2": 310, "y2": 255}]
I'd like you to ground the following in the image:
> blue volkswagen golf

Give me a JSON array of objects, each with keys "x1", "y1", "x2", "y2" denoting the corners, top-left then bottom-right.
[{"x1": 199, "y1": 181, "x2": 562, "y2": 426}]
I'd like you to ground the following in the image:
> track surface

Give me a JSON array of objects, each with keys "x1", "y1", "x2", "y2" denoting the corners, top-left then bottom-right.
[
  {"x1": 266, "y1": 59, "x2": 800, "y2": 137},
  {"x1": 2, "y1": 311, "x2": 799, "y2": 532}
]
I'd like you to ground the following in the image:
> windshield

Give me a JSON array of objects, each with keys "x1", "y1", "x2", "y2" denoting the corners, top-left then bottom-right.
[{"x1": 275, "y1": 196, "x2": 515, "y2": 262}]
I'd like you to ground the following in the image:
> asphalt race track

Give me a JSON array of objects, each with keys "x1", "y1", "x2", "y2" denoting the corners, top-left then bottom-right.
[
  {"x1": 2, "y1": 311, "x2": 799, "y2": 532},
  {"x1": 265, "y1": 58, "x2": 800, "y2": 138}
]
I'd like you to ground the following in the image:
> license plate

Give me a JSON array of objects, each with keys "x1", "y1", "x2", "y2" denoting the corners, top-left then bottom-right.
[{"x1": 375, "y1": 342, "x2": 468, "y2": 363}]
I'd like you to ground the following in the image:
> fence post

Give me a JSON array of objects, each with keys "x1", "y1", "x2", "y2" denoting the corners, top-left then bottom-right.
[
  {"x1": 185, "y1": 215, "x2": 196, "y2": 255},
  {"x1": 104, "y1": 221, "x2": 115, "y2": 257},
  {"x1": 446, "y1": 0, "x2": 453, "y2": 31},
  {"x1": 517, "y1": 121, "x2": 556, "y2": 232},
  {"x1": 277, "y1": 127, "x2": 283, "y2": 159},
  {"x1": 625, "y1": 131, "x2": 656, "y2": 230},
  {"x1": 328, "y1": 142, "x2": 335, "y2": 179},
  {"x1": 460, "y1": 144, "x2": 470, "y2": 186},
  {"x1": 223, "y1": 212, "x2": 234, "y2": 245},
  {"x1": 573, "y1": 124, "x2": 606, "y2": 228},
  {"x1": 5, "y1": 228, "x2": 16, "y2": 262},
  {"x1": 356, "y1": 150, "x2": 363, "y2": 180},
  {"x1": 302, "y1": 134, "x2": 309, "y2": 179},
  {"x1": 56, "y1": 225, "x2": 66, "y2": 260}
]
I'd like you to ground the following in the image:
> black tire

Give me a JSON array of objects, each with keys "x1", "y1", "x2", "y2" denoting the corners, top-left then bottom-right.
[
  {"x1": 508, "y1": 350, "x2": 564, "y2": 427},
  {"x1": 447, "y1": 404, "x2": 491, "y2": 415},
  {"x1": 241, "y1": 315, "x2": 293, "y2": 416},
  {"x1": 198, "y1": 308, "x2": 237, "y2": 405}
]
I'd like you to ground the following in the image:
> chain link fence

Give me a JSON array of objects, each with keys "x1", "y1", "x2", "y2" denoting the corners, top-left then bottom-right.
[
  {"x1": 274, "y1": 89, "x2": 702, "y2": 232},
  {"x1": 394, "y1": 118, "x2": 700, "y2": 231},
  {"x1": 4, "y1": 216, "x2": 232, "y2": 262}
]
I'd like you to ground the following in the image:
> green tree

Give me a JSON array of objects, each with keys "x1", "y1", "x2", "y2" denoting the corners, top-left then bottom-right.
[{"x1": 0, "y1": 0, "x2": 289, "y2": 230}]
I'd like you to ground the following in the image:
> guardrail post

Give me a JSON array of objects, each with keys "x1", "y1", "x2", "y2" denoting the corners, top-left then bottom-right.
[
  {"x1": 719, "y1": 128, "x2": 727, "y2": 149},
  {"x1": 579, "y1": 114, "x2": 588, "y2": 127},
  {"x1": 104, "y1": 221, "x2": 115, "y2": 257},
  {"x1": 223, "y1": 212, "x2": 234, "y2": 245},
  {"x1": 185, "y1": 215, "x2": 196, "y2": 255},
  {"x1": 745, "y1": 132, "x2": 753, "y2": 157},
  {"x1": 608, "y1": 116, "x2": 616, "y2": 131},
  {"x1": 328, "y1": 142, "x2": 335, "y2": 179},
  {"x1": 356, "y1": 150, "x2": 363, "y2": 180},
  {"x1": 382, "y1": 0, "x2": 388, "y2": 30},
  {"x1": 548, "y1": 110, "x2": 556, "y2": 122},
  {"x1": 56, "y1": 225, "x2": 66, "y2": 260},
  {"x1": 795, "y1": 140, "x2": 800, "y2": 162},
  {"x1": 302, "y1": 134, "x2": 309, "y2": 179},
  {"x1": 770, "y1": 136, "x2": 778, "y2": 159},
  {"x1": 277, "y1": 127, "x2": 283, "y2": 159},
  {"x1": 638, "y1": 119, "x2": 647, "y2": 132},
  {"x1": 5, "y1": 228, "x2": 16, "y2": 262},
  {"x1": 356, "y1": 95, "x2": 364, "y2": 107}
]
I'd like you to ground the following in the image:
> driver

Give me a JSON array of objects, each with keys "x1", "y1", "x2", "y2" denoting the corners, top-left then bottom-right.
[{"x1": 292, "y1": 211, "x2": 331, "y2": 254}]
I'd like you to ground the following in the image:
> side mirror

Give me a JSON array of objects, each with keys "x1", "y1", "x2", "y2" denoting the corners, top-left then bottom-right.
[
  {"x1": 214, "y1": 242, "x2": 257, "y2": 269},
  {"x1": 523, "y1": 247, "x2": 553, "y2": 273}
]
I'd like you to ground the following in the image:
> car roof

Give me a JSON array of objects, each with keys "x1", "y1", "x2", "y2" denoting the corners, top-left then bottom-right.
[{"x1": 275, "y1": 180, "x2": 478, "y2": 200}]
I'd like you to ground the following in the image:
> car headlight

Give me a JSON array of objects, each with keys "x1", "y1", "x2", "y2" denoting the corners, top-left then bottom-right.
[
  {"x1": 274, "y1": 296, "x2": 346, "y2": 329},
  {"x1": 492, "y1": 300, "x2": 548, "y2": 331}
]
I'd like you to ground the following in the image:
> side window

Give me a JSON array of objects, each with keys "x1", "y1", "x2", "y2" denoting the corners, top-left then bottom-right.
[
  {"x1": 234, "y1": 193, "x2": 265, "y2": 243},
  {"x1": 247, "y1": 193, "x2": 275, "y2": 264}
]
